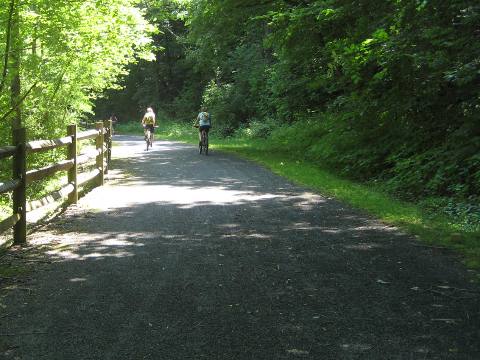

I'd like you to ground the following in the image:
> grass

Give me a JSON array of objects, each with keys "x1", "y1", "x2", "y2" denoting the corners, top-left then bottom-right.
[
  {"x1": 118, "y1": 120, "x2": 480, "y2": 270},
  {"x1": 115, "y1": 121, "x2": 144, "y2": 136},
  {"x1": 116, "y1": 120, "x2": 196, "y2": 142}
]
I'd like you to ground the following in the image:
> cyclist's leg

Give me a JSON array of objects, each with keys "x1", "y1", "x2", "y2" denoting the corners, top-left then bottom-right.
[
  {"x1": 205, "y1": 127, "x2": 209, "y2": 154},
  {"x1": 198, "y1": 128, "x2": 203, "y2": 153},
  {"x1": 143, "y1": 126, "x2": 148, "y2": 140},
  {"x1": 202, "y1": 127, "x2": 209, "y2": 144},
  {"x1": 150, "y1": 125, "x2": 154, "y2": 145},
  {"x1": 144, "y1": 129, "x2": 150, "y2": 150}
]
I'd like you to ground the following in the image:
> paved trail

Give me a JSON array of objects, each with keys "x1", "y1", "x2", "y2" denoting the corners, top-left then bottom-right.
[{"x1": 1, "y1": 136, "x2": 479, "y2": 359}]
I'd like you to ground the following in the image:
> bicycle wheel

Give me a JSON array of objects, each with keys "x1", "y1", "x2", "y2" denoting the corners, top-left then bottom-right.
[
  {"x1": 205, "y1": 134, "x2": 208, "y2": 155},
  {"x1": 145, "y1": 130, "x2": 151, "y2": 150},
  {"x1": 199, "y1": 131, "x2": 205, "y2": 154}
]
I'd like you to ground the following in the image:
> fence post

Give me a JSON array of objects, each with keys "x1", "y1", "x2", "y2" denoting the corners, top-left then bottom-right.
[
  {"x1": 96, "y1": 121, "x2": 104, "y2": 186},
  {"x1": 12, "y1": 127, "x2": 26, "y2": 245},
  {"x1": 103, "y1": 119, "x2": 112, "y2": 174},
  {"x1": 67, "y1": 124, "x2": 78, "y2": 204}
]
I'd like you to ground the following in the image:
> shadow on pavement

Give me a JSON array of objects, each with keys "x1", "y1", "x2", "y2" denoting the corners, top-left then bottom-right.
[{"x1": 1, "y1": 136, "x2": 479, "y2": 359}]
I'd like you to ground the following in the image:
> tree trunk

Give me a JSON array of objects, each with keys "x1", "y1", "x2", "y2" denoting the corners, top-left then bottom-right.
[{"x1": 10, "y1": 1, "x2": 21, "y2": 132}]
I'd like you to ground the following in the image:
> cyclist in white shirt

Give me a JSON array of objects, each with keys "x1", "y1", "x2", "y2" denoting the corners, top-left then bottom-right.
[{"x1": 195, "y1": 106, "x2": 211, "y2": 145}]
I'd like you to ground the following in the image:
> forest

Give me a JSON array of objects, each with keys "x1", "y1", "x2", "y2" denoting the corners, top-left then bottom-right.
[
  {"x1": 95, "y1": 0, "x2": 480, "y2": 231},
  {"x1": 1, "y1": 0, "x2": 479, "y2": 230}
]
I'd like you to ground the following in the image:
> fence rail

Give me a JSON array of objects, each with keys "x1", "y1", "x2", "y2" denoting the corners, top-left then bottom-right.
[
  {"x1": 0, "y1": 146, "x2": 17, "y2": 160},
  {"x1": 77, "y1": 129, "x2": 100, "y2": 141},
  {"x1": 26, "y1": 136, "x2": 73, "y2": 153},
  {"x1": 0, "y1": 179, "x2": 20, "y2": 195},
  {"x1": 0, "y1": 213, "x2": 20, "y2": 234},
  {"x1": 0, "y1": 120, "x2": 113, "y2": 245}
]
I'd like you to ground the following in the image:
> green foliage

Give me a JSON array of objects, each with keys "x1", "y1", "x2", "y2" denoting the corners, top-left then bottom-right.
[
  {"x1": 234, "y1": 117, "x2": 279, "y2": 139},
  {"x1": 95, "y1": 0, "x2": 479, "y2": 224},
  {"x1": 0, "y1": 0, "x2": 154, "y2": 203},
  {"x1": 115, "y1": 119, "x2": 198, "y2": 143},
  {"x1": 202, "y1": 80, "x2": 237, "y2": 136},
  {"x1": 1, "y1": 0, "x2": 154, "y2": 138},
  {"x1": 420, "y1": 197, "x2": 480, "y2": 234},
  {"x1": 94, "y1": 0, "x2": 201, "y2": 123},
  {"x1": 114, "y1": 121, "x2": 144, "y2": 136}
]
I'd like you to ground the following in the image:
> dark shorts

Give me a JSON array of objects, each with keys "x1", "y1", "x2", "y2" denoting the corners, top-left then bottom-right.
[
  {"x1": 199, "y1": 125, "x2": 210, "y2": 132},
  {"x1": 144, "y1": 124, "x2": 155, "y2": 133}
]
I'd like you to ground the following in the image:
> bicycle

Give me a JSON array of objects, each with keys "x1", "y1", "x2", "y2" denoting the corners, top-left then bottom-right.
[
  {"x1": 199, "y1": 127, "x2": 209, "y2": 155},
  {"x1": 143, "y1": 125, "x2": 154, "y2": 151}
]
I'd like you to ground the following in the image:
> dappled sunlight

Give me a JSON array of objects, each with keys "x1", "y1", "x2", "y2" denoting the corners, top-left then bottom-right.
[
  {"x1": 27, "y1": 137, "x2": 416, "y2": 267},
  {"x1": 321, "y1": 228, "x2": 343, "y2": 234},
  {"x1": 280, "y1": 222, "x2": 398, "y2": 237},
  {"x1": 172, "y1": 186, "x2": 284, "y2": 209},
  {"x1": 83, "y1": 251, "x2": 134, "y2": 259},
  {"x1": 4, "y1": 138, "x2": 477, "y2": 360},
  {"x1": 245, "y1": 233, "x2": 272, "y2": 239},
  {"x1": 36, "y1": 231, "x2": 151, "y2": 262},
  {"x1": 284, "y1": 192, "x2": 328, "y2": 210},
  {"x1": 99, "y1": 238, "x2": 145, "y2": 247},
  {"x1": 352, "y1": 225, "x2": 399, "y2": 232},
  {"x1": 221, "y1": 232, "x2": 272, "y2": 240},
  {"x1": 86, "y1": 184, "x2": 286, "y2": 210},
  {"x1": 344, "y1": 243, "x2": 384, "y2": 251},
  {"x1": 112, "y1": 136, "x2": 192, "y2": 158},
  {"x1": 282, "y1": 222, "x2": 325, "y2": 232},
  {"x1": 46, "y1": 246, "x2": 137, "y2": 261},
  {"x1": 218, "y1": 223, "x2": 241, "y2": 229}
]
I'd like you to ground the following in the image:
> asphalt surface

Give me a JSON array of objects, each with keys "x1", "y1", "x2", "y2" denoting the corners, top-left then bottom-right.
[{"x1": 1, "y1": 135, "x2": 479, "y2": 359}]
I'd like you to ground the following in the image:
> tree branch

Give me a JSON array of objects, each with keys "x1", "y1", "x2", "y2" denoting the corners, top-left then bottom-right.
[{"x1": 0, "y1": 81, "x2": 37, "y2": 123}]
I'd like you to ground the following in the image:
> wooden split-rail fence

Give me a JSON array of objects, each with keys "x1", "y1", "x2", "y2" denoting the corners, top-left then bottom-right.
[{"x1": 0, "y1": 120, "x2": 113, "y2": 245}]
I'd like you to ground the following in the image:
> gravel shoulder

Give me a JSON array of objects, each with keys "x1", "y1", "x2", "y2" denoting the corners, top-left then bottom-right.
[{"x1": 1, "y1": 135, "x2": 479, "y2": 359}]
